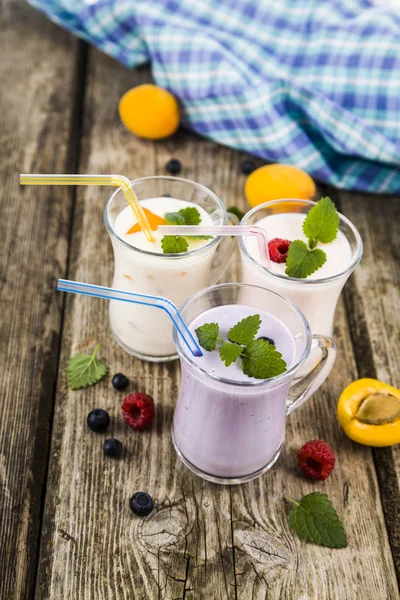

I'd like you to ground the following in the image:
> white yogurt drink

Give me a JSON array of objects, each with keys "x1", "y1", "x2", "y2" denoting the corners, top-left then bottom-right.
[
  {"x1": 172, "y1": 283, "x2": 337, "y2": 484},
  {"x1": 239, "y1": 200, "x2": 363, "y2": 337},
  {"x1": 104, "y1": 177, "x2": 229, "y2": 361}
]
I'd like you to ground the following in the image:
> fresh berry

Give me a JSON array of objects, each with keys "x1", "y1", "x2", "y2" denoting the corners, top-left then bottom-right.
[
  {"x1": 165, "y1": 158, "x2": 182, "y2": 175},
  {"x1": 103, "y1": 438, "x2": 123, "y2": 458},
  {"x1": 87, "y1": 409, "x2": 110, "y2": 432},
  {"x1": 112, "y1": 373, "x2": 129, "y2": 391},
  {"x1": 129, "y1": 492, "x2": 154, "y2": 516},
  {"x1": 258, "y1": 336, "x2": 275, "y2": 346},
  {"x1": 297, "y1": 440, "x2": 335, "y2": 480},
  {"x1": 268, "y1": 238, "x2": 291, "y2": 263},
  {"x1": 122, "y1": 392, "x2": 155, "y2": 430},
  {"x1": 241, "y1": 158, "x2": 257, "y2": 175}
]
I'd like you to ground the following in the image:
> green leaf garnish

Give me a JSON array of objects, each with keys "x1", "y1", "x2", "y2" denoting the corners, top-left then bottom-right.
[
  {"x1": 285, "y1": 492, "x2": 347, "y2": 549},
  {"x1": 67, "y1": 343, "x2": 108, "y2": 390},
  {"x1": 228, "y1": 314, "x2": 261, "y2": 345},
  {"x1": 162, "y1": 207, "x2": 208, "y2": 253},
  {"x1": 302, "y1": 196, "x2": 339, "y2": 248},
  {"x1": 161, "y1": 235, "x2": 189, "y2": 254},
  {"x1": 195, "y1": 322, "x2": 219, "y2": 351},
  {"x1": 195, "y1": 314, "x2": 287, "y2": 379},
  {"x1": 242, "y1": 339, "x2": 286, "y2": 379},
  {"x1": 178, "y1": 207, "x2": 201, "y2": 225},
  {"x1": 227, "y1": 206, "x2": 245, "y2": 221},
  {"x1": 165, "y1": 211, "x2": 186, "y2": 225},
  {"x1": 219, "y1": 342, "x2": 243, "y2": 367},
  {"x1": 285, "y1": 240, "x2": 326, "y2": 279}
]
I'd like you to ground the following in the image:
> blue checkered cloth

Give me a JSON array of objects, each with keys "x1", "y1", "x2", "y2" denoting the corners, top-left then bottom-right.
[{"x1": 30, "y1": 0, "x2": 400, "y2": 193}]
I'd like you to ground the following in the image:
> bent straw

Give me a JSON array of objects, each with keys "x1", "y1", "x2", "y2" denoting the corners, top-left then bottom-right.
[
  {"x1": 57, "y1": 279, "x2": 203, "y2": 358},
  {"x1": 19, "y1": 174, "x2": 155, "y2": 243},
  {"x1": 158, "y1": 225, "x2": 270, "y2": 268}
]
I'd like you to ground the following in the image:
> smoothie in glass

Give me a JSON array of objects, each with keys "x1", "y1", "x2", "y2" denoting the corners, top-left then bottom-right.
[
  {"x1": 239, "y1": 200, "x2": 363, "y2": 337},
  {"x1": 172, "y1": 283, "x2": 336, "y2": 484},
  {"x1": 105, "y1": 177, "x2": 230, "y2": 361}
]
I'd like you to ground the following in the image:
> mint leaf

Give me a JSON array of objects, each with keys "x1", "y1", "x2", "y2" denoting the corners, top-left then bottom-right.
[
  {"x1": 178, "y1": 207, "x2": 201, "y2": 225},
  {"x1": 67, "y1": 343, "x2": 107, "y2": 390},
  {"x1": 185, "y1": 235, "x2": 213, "y2": 241},
  {"x1": 165, "y1": 211, "x2": 185, "y2": 225},
  {"x1": 196, "y1": 322, "x2": 219, "y2": 351},
  {"x1": 228, "y1": 314, "x2": 261, "y2": 345},
  {"x1": 242, "y1": 339, "x2": 287, "y2": 379},
  {"x1": 285, "y1": 493, "x2": 347, "y2": 549},
  {"x1": 303, "y1": 197, "x2": 339, "y2": 248},
  {"x1": 227, "y1": 206, "x2": 245, "y2": 221},
  {"x1": 161, "y1": 235, "x2": 189, "y2": 254},
  {"x1": 285, "y1": 240, "x2": 326, "y2": 279},
  {"x1": 219, "y1": 342, "x2": 243, "y2": 367}
]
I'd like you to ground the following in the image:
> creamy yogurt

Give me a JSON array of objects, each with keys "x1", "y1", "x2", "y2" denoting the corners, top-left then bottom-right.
[
  {"x1": 241, "y1": 212, "x2": 353, "y2": 336},
  {"x1": 173, "y1": 304, "x2": 296, "y2": 479},
  {"x1": 109, "y1": 197, "x2": 217, "y2": 359}
]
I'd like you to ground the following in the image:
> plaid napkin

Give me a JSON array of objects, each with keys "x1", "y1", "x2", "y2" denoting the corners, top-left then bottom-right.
[{"x1": 30, "y1": 0, "x2": 400, "y2": 193}]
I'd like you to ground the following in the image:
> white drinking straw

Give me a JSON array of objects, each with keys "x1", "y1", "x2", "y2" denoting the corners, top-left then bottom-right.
[
  {"x1": 57, "y1": 279, "x2": 203, "y2": 357},
  {"x1": 158, "y1": 225, "x2": 270, "y2": 268}
]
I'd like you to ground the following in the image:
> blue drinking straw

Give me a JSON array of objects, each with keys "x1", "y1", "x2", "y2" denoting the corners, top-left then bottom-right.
[{"x1": 57, "y1": 279, "x2": 203, "y2": 357}]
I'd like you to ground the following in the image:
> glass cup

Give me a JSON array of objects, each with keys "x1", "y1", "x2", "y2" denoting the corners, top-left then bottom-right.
[
  {"x1": 172, "y1": 283, "x2": 336, "y2": 485},
  {"x1": 238, "y1": 199, "x2": 363, "y2": 338},
  {"x1": 104, "y1": 176, "x2": 234, "y2": 362}
]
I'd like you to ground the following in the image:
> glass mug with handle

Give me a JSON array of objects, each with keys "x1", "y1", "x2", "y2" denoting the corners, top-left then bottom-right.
[
  {"x1": 104, "y1": 176, "x2": 236, "y2": 362},
  {"x1": 172, "y1": 283, "x2": 336, "y2": 484}
]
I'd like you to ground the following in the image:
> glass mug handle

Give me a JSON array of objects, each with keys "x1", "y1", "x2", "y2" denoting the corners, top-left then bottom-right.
[
  {"x1": 286, "y1": 335, "x2": 336, "y2": 415},
  {"x1": 208, "y1": 212, "x2": 240, "y2": 285}
]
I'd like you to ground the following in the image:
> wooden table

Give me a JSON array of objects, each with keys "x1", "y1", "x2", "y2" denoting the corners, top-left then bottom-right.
[{"x1": 1, "y1": 4, "x2": 400, "y2": 599}]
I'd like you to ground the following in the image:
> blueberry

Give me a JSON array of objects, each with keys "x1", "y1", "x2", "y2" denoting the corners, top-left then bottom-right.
[
  {"x1": 258, "y1": 336, "x2": 275, "y2": 346},
  {"x1": 240, "y1": 158, "x2": 257, "y2": 175},
  {"x1": 112, "y1": 373, "x2": 129, "y2": 391},
  {"x1": 104, "y1": 438, "x2": 123, "y2": 458},
  {"x1": 165, "y1": 158, "x2": 182, "y2": 175},
  {"x1": 130, "y1": 492, "x2": 154, "y2": 516},
  {"x1": 87, "y1": 409, "x2": 110, "y2": 432}
]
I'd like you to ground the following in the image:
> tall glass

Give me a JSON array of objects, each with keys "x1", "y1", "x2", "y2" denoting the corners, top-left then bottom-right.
[
  {"x1": 238, "y1": 199, "x2": 363, "y2": 337},
  {"x1": 104, "y1": 177, "x2": 231, "y2": 362},
  {"x1": 172, "y1": 283, "x2": 336, "y2": 485}
]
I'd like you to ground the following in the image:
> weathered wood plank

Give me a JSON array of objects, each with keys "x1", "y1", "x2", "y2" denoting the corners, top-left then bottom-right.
[
  {"x1": 0, "y1": 3, "x2": 83, "y2": 600},
  {"x1": 36, "y1": 49, "x2": 399, "y2": 599},
  {"x1": 337, "y1": 190, "x2": 400, "y2": 586}
]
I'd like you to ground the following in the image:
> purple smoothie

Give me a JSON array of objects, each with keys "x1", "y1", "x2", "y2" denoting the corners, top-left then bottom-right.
[{"x1": 172, "y1": 305, "x2": 296, "y2": 480}]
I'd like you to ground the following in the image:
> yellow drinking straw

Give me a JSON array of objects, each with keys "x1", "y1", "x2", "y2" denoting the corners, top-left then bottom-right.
[{"x1": 19, "y1": 174, "x2": 156, "y2": 243}]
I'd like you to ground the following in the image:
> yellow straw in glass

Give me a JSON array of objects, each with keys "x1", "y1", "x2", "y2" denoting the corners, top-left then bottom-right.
[{"x1": 19, "y1": 174, "x2": 155, "y2": 242}]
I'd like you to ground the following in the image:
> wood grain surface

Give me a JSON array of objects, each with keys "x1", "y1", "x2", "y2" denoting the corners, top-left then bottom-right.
[
  {"x1": 30, "y1": 47, "x2": 400, "y2": 600},
  {"x1": 0, "y1": 3, "x2": 83, "y2": 599}
]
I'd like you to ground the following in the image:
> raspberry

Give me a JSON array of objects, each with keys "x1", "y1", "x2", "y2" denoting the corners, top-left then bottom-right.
[
  {"x1": 297, "y1": 440, "x2": 335, "y2": 480},
  {"x1": 268, "y1": 238, "x2": 291, "y2": 263},
  {"x1": 122, "y1": 393, "x2": 155, "y2": 430}
]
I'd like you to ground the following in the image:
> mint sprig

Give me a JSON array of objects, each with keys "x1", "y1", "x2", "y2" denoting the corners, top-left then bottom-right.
[
  {"x1": 162, "y1": 207, "x2": 212, "y2": 253},
  {"x1": 285, "y1": 197, "x2": 339, "y2": 279},
  {"x1": 285, "y1": 492, "x2": 347, "y2": 549},
  {"x1": 195, "y1": 315, "x2": 287, "y2": 379},
  {"x1": 67, "y1": 343, "x2": 108, "y2": 390}
]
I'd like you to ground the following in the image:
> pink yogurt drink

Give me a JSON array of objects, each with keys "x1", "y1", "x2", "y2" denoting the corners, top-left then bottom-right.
[{"x1": 172, "y1": 283, "x2": 336, "y2": 485}]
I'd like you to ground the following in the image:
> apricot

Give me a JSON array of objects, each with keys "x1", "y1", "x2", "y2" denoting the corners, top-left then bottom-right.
[
  {"x1": 119, "y1": 84, "x2": 180, "y2": 140},
  {"x1": 245, "y1": 164, "x2": 316, "y2": 208}
]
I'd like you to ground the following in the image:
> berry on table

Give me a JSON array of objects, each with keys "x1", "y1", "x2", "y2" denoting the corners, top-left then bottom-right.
[
  {"x1": 297, "y1": 440, "x2": 335, "y2": 480},
  {"x1": 129, "y1": 492, "x2": 154, "y2": 516},
  {"x1": 165, "y1": 158, "x2": 182, "y2": 175},
  {"x1": 268, "y1": 238, "x2": 291, "y2": 263},
  {"x1": 87, "y1": 409, "x2": 110, "y2": 433},
  {"x1": 258, "y1": 336, "x2": 275, "y2": 346},
  {"x1": 112, "y1": 373, "x2": 129, "y2": 391},
  {"x1": 122, "y1": 392, "x2": 155, "y2": 430},
  {"x1": 103, "y1": 438, "x2": 123, "y2": 458},
  {"x1": 241, "y1": 158, "x2": 257, "y2": 175}
]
